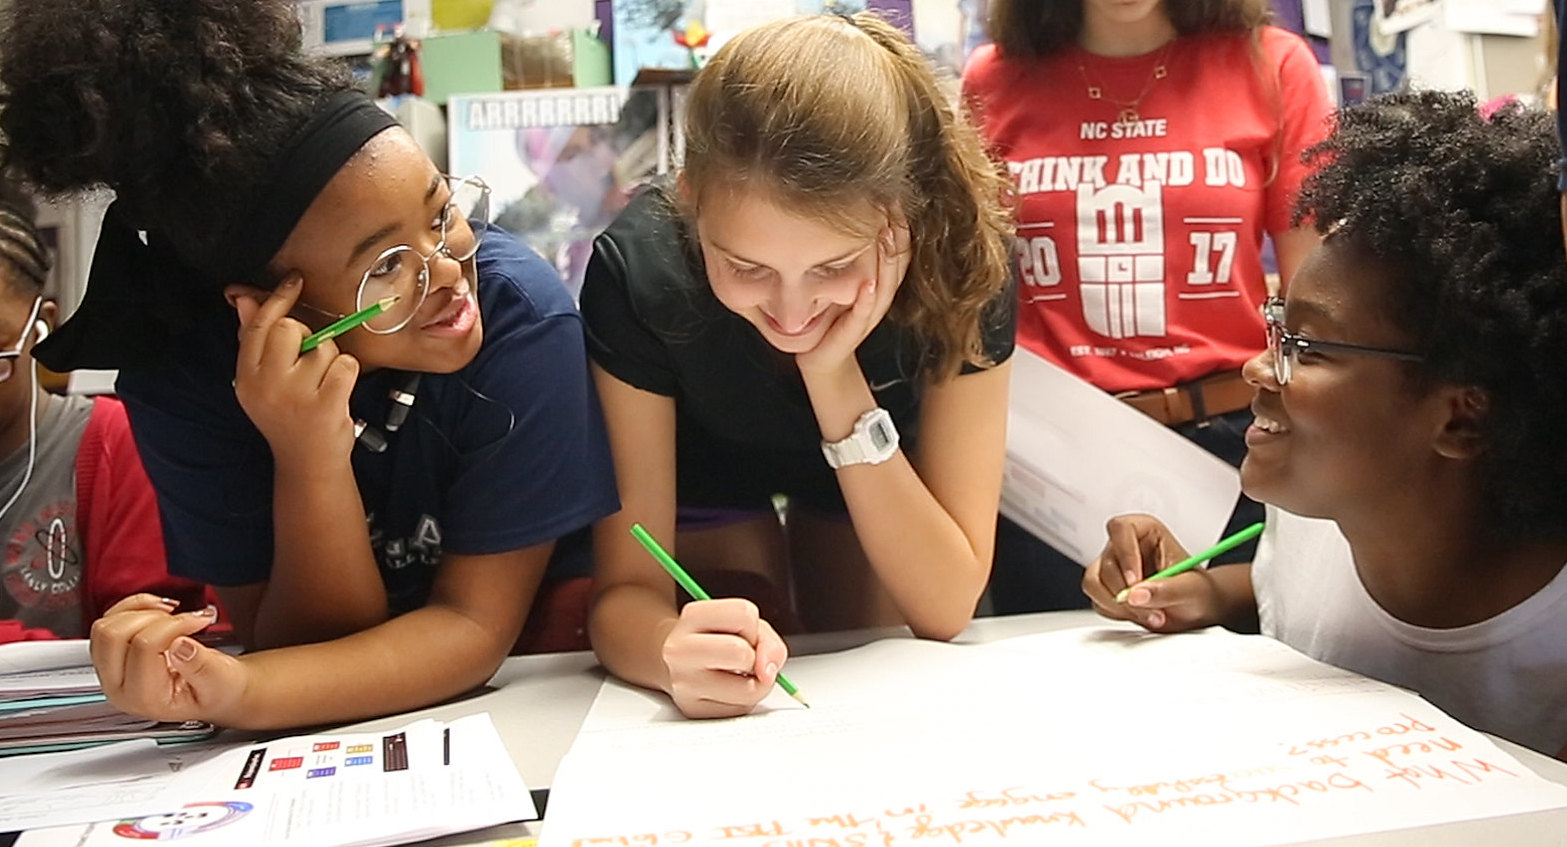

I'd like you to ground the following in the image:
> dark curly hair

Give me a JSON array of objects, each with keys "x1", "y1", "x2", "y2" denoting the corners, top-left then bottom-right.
[
  {"x1": 0, "y1": 0, "x2": 353, "y2": 273},
  {"x1": 987, "y1": 0, "x2": 1270, "y2": 59},
  {"x1": 1294, "y1": 89, "x2": 1567, "y2": 542}
]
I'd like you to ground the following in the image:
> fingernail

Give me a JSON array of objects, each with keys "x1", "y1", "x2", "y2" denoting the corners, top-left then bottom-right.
[
  {"x1": 1123, "y1": 570, "x2": 1139, "y2": 588},
  {"x1": 764, "y1": 662, "x2": 778, "y2": 680},
  {"x1": 282, "y1": 275, "x2": 303, "y2": 289},
  {"x1": 1147, "y1": 611, "x2": 1166, "y2": 629},
  {"x1": 193, "y1": 604, "x2": 218, "y2": 619},
  {"x1": 1127, "y1": 587, "x2": 1151, "y2": 606},
  {"x1": 171, "y1": 638, "x2": 199, "y2": 662},
  {"x1": 157, "y1": 596, "x2": 179, "y2": 608}
]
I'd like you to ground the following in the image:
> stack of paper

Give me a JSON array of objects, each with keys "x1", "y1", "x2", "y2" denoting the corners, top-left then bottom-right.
[{"x1": 0, "y1": 641, "x2": 214, "y2": 755}]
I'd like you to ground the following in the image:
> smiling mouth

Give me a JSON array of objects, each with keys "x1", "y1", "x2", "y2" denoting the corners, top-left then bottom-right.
[
  {"x1": 1251, "y1": 413, "x2": 1289, "y2": 435},
  {"x1": 762, "y1": 310, "x2": 827, "y2": 338},
  {"x1": 420, "y1": 290, "x2": 475, "y2": 331}
]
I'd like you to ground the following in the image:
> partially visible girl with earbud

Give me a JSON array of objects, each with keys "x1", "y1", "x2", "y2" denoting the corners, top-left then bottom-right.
[{"x1": 0, "y1": 176, "x2": 223, "y2": 642}]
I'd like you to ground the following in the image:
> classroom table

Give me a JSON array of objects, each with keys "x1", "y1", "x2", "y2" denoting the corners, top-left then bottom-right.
[
  {"x1": 337, "y1": 610, "x2": 1567, "y2": 847},
  {"x1": 13, "y1": 611, "x2": 1567, "y2": 847}
]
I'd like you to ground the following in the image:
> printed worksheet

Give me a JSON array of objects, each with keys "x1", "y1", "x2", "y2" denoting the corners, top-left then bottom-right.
[{"x1": 7, "y1": 713, "x2": 534, "y2": 847}]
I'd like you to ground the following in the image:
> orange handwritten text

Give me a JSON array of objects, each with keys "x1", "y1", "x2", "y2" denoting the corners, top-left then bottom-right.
[
  {"x1": 1288, "y1": 713, "x2": 1438, "y2": 756},
  {"x1": 1381, "y1": 758, "x2": 1519, "y2": 790},
  {"x1": 905, "y1": 811, "x2": 1087, "y2": 841},
  {"x1": 1104, "y1": 772, "x2": 1373, "y2": 823},
  {"x1": 717, "y1": 822, "x2": 788, "y2": 839},
  {"x1": 957, "y1": 787, "x2": 1076, "y2": 809}
]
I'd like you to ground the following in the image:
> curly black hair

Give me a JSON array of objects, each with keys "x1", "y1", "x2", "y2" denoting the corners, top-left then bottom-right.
[
  {"x1": 0, "y1": 0, "x2": 353, "y2": 272},
  {"x1": 1294, "y1": 89, "x2": 1567, "y2": 542}
]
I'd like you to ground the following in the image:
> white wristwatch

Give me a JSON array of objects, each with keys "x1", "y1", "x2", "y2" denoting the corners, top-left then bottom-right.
[{"x1": 821, "y1": 408, "x2": 900, "y2": 469}]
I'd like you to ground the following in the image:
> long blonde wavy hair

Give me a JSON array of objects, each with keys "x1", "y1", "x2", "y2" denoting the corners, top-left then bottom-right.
[{"x1": 676, "y1": 12, "x2": 1015, "y2": 379}]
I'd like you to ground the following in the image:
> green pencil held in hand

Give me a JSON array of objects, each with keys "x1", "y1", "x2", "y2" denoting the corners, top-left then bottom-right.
[
  {"x1": 1115, "y1": 521, "x2": 1265, "y2": 603},
  {"x1": 629, "y1": 523, "x2": 811, "y2": 708},
  {"x1": 299, "y1": 295, "x2": 400, "y2": 353}
]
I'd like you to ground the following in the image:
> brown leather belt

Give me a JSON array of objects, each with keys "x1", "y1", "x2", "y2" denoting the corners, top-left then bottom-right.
[{"x1": 1114, "y1": 370, "x2": 1253, "y2": 427}]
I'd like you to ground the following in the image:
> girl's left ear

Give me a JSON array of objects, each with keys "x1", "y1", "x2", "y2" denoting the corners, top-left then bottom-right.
[{"x1": 1433, "y1": 385, "x2": 1490, "y2": 460}]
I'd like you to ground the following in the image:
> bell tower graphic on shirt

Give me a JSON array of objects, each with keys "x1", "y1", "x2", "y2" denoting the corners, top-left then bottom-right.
[{"x1": 1075, "y1": 182, "x2": 1165, "y2": 339}]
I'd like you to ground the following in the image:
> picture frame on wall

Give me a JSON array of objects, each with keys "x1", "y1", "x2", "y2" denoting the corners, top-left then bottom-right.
[{"x1": 447, "y1": 85, "x2": 669, "y2": 300}]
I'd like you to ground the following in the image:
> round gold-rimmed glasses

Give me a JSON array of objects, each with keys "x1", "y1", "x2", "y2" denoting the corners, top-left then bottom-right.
[{"x1": 300, "y1": 175, "x2": 491, "y2": 335}]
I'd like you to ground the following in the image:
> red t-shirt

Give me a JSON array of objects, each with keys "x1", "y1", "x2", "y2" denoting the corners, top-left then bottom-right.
[
  {"x1": 0, "y1": 397, "x2": 221, "y2": 642},
  {"x1": 964, "y1": 27, "x2": 1331, "y2": 392}
]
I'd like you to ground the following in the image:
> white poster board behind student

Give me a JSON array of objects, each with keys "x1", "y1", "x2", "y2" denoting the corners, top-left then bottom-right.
[{"x1": 1001, "y1": 348, "x2": 1242, "y2": 565}]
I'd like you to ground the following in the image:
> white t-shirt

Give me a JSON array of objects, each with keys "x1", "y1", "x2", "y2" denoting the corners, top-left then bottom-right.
[{"x1": 1254, "y1": 506, "x2": 1567, "y2": 756}]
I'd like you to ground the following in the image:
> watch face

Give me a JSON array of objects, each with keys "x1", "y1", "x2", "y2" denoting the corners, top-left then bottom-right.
[{"x1": 869, "y1": 421, "x2": 893, "y2": 450}]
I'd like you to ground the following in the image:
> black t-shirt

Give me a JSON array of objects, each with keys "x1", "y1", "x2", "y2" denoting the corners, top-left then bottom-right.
[{"x1": 580, "y1": 186, "x2": 1016, "y2": 511}]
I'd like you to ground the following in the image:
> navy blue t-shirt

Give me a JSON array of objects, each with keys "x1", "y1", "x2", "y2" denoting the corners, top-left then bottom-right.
[{"x1": 117, "y1": 227, "x2": 619, "y2": 615}]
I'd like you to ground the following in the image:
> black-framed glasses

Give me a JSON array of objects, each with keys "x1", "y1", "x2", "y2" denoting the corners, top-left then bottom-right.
[
  {"x1": 1262, "y1": 297, "x2": 1423, "y2": 385},
  {"x1": 301, "y1": 174, "x2": 491, "y2": 335},
  {"x1": 0, "y1": 296, "x2": 43, "y2": 385}
]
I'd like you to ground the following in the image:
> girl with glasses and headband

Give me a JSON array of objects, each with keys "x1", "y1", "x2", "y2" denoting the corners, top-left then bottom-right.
[
  {"x1": 1083, "y1": 90, "x2": 1567, "y2": 761},
  {"x1": 0, "y1": 0, "x2": 618, "y2": 730},
  {"x1": 0, "y1": 176, "x2": 223, "y2": 643},
  {"x1": 583, "y1": 13, "x2": 1016, "y2": 719}
]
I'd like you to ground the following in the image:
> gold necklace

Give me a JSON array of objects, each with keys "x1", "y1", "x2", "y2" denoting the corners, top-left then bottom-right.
[{"x1": 1075, "y1": 42, "x2": 1174, "y2": 126}]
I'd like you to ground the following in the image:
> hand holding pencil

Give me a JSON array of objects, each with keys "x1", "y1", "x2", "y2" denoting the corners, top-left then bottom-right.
[
  {"x1": 630, "y1": 524, "x2": 808, "y2": 719},
  {"x1": 1083, "y1": 515, "x2": 1264, "y2": 634},
  {"x1": 230, "y1": 275, "x2": 362, "y2": 463}
]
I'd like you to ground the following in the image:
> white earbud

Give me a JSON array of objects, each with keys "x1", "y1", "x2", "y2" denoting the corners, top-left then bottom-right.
[{"x1": 32, "y1": 320, "x2": 47, "y2": 342}]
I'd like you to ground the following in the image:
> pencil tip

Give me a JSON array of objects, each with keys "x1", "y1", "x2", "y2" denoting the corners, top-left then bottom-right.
[{"x1": 792, "y1": 691, "x2": 811, "y2": 708}]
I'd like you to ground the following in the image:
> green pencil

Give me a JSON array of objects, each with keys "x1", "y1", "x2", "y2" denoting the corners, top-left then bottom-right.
[
  {"x1": 299, "y1": 295, "x2": 399, "y2": 353},
  {"x1": 1115, "y1": 521, "x2": 1265, "y2": 603},
  {"x1": 629, "y1": 523, "x2": 810, "y2": 708}
]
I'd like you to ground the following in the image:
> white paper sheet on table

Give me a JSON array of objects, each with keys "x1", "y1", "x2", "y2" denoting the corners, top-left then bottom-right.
[
  {"x1": 0, "y1": 641, "x2": 92, "y2": 676},
  {"x1": 1001, "y1": 349, "x2": 1242, "y2": 565},
  {"x1": 7, "y1": 713, "x2": 534, "y2": 847},
  {"x1": 540, "y1": 626, "x2": 1567, "y2": 847}
]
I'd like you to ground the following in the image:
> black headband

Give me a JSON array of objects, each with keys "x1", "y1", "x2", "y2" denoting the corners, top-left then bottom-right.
[
  {"x1": 205, "y1": 91, "x2": 400, "y2": 280},
  {"x1": 35, "y1": 91, "x2": 399, "y2": 372}
]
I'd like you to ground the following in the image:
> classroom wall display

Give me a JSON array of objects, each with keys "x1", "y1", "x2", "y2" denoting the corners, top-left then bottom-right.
[
  {"x1": 447, "y1": 85, "x2": 669, "y2": 299},
  {"x1": 296, "y1": 0, "x2": 434, "y2": 57},
  {"x1": 911, "y1": 0, "x2": 989, "y2": 76},
  {"x1": 610, "y1": 0, "x2": 870, "y2": 86},
  {"x1": 31, "y1": 195, "x2": 109, "y2": 322},
  {"x1": 1350, "y1": 0, "x2": 1410, "y2": 93}
]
